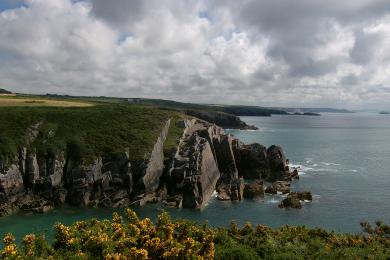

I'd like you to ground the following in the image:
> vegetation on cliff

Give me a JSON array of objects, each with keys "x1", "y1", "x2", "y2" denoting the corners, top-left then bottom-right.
[
  {"x1": 0, "y1": 103, "x2": 182, "y2": 165},
  {"x1": 1, "y1": 209, "x2": 389, "y2": 259},
  {"x1": 0, "y1": 89, "x2": 12, "y2": 94}
]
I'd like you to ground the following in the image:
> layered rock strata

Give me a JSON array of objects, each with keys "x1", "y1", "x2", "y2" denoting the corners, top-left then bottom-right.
[{"x1": 0, "y1": 116, "x2": 305, "y2": 216}]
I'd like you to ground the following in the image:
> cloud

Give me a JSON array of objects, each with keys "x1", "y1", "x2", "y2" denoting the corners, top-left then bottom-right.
[{"x1": 0, "y1": 0, "x2": 389, "y2": 108}]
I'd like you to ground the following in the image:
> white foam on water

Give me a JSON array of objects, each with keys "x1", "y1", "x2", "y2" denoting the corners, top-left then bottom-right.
[
  {"x1": 313, "y1": 194, "x2": 321, "y2": 200},
  {"x1": 265, "y1": 198, "x2": 280, "y2": 204},
  {"x1": 212, "y1": 190, "x2": 218, "y2": 197},
  {"x1": 321, "y1": 162, "x2": 340, "y2": 166},
  {"x1": 305, "y1": 158, "x2": 313, "y2": 164}
]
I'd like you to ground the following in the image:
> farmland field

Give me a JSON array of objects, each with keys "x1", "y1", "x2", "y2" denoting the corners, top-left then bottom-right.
[{"x1": 0, "y1": 97, "x2": 93, "y2": 107}]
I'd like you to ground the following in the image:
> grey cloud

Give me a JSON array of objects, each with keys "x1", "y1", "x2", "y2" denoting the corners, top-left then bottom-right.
[{"x1": 0, "y1": 0, "x2": 389, "y2": 108}]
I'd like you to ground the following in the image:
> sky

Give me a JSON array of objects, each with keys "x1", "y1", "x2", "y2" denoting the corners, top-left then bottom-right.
[{"x1": 0, "y1": 0, "x2": 390, "y2": 109}]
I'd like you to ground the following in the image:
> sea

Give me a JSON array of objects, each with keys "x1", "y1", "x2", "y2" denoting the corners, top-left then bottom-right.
[{"x1": 1, "y1": 112, "x2": 390, "y2": 242}]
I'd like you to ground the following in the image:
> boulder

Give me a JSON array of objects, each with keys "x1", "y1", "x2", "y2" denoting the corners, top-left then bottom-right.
[
  {"x1": 265, "y1": 185, "x2": 277, "y2": 194},
  {"x1": 272, "y1": 181, "x2": 290, "y2": 194},
  {"x1": 291, "y1": 191, "x2": 312, "y2": 201},
  {"x1": 290, "y1": 168, "x2": 299, "y2": 180},
  {"x1": 21, "y1": 199, "x2": 54, "y2": 214},
  {"x1": 163, "y1": 195, "x2": 183, "y2": 208},
  {"x1": 132, "y1": 192, "x2": 158, "y2": 207},
  {"x1": 279, "y1": 193, "x2": 301, "y2": 209},
  {"x1": 243, "y1": 180, "x2": 264, "y2": 199},
  {"x1": 217, "y1": 190, "x2": 230, "y2": 201}
]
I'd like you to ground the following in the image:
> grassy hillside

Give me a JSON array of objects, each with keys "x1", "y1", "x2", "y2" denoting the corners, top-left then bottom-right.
[
  {"x1": 1, "y1": 209, "x2": 389, "y2": 259},
  {"x1": 0, "y1": 100, "x2": 182, "y2": 165},
  {"x1": 0, "y1": 88, "x2": 12, "y2": 94},
  {"x1": 127, "y1": 98, "x2": 287, "y2": 116}
]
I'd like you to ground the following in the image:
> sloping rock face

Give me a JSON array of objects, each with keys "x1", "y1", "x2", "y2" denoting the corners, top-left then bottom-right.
[
  {"x1": 141, "y1": 119, "x2": 171, "y2": 192},
  {"x1": 213, "y1": 135, "x2": 238, "y2": 182},
  {"x1": 167, "y1": 118, "x2": 273, "y2": 208},
  {"x1": 169, "y1": 120, "x2": 221, "y2": 209},
  {"x1": 181, "y1": 136, "x2": 220, "y2": 208}
]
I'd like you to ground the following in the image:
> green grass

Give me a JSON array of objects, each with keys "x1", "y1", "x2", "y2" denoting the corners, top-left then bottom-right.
[
  {"x1": 163, "y1": 115, "x2": 186, "y2": 158},
  {"x1": 0, "y1": 103, "x2": 182, "y2": 165}
]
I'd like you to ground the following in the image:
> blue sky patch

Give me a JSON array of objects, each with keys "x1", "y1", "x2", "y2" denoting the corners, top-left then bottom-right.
[{"x1": 0, "y1": 0, "x2": 26, "y2": 12}]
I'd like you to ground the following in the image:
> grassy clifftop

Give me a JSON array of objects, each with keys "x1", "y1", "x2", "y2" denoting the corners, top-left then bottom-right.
[
  {"x1": 0, "y1": 101, "x2": 182, "y2": 165},
  {"x1": 0, "y1": 89, "x2": 12, "y2": 94},
  {"x1": 1, "y1": 209, "x2": 389, "y2": 259}
]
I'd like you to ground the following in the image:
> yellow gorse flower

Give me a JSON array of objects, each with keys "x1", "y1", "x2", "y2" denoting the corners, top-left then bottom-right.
[{"x1": 1, "y1": 209, "x2": 215, "y2": 259}]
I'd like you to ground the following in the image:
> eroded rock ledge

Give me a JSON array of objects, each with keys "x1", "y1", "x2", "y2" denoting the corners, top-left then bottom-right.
[{"x1": 0, "y1": 118, "x2": 305, "y2": 216}]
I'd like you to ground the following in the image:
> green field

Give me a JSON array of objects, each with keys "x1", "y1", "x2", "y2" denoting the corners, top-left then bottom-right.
[{"x1": 0, "y1": 97, "x2": 93, "y2": 107}]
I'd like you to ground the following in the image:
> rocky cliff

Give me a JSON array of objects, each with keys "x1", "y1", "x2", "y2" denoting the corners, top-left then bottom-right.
[{"x1": 0, "y1": 114, "x2": 300, "y2": 216}]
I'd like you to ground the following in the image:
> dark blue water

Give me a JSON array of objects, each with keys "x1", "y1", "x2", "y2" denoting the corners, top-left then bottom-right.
[{"x1": 1, "y1": 112, "x2": 390, "y2": 242}]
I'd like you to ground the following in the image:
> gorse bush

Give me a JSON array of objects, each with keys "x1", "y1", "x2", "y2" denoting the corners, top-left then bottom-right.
[
  {"x1": 1, "y1": 210, "x2": 215, "y2": 259},
  {"x1": 1, "y1": 210, "x2": 390, "y2": 259}
]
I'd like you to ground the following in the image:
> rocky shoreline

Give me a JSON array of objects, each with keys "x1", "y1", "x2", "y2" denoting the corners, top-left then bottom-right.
[{"x1": 0, "y1": 118, "x2": 310, "y2": 217}]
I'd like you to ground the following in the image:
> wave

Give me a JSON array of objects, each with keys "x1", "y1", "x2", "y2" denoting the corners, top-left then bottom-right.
[
  {"x1": 288, "y1": 164, "x2": 314, "y2": 174},
  {"x1": 265, "y1": 198, "x2": 280, "y2": 204},
  {"x1": 321, "y1": 162, "x2": 340, "y2": 166}
]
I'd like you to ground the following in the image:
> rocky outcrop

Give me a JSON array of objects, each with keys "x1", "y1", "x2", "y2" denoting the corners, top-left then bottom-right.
[
  {"x1": 0, "y1": 115, "x2": 304, "y2": 216},
  {"x1": 279, "y1": 192, "x2": 312, "y2": 209},
  {"x1": 229, "y1": 178, "x2": 245, "y2": 201},
  {"x1": 266, "y1": 145, "x2": 289, "y2": 181},
  {"x1": 271, "y1": 181, "x2": 291, "y2": 194},
  {"x1": 169, "y1": 121, "x2": 221, "y2": 209},
  {"x1": 279, "y1": 191, "x2": 313, "y2": 209},
  {"x1": 243, "y1": 180, "x2": 264, "y2": 199},
  {"x1": 184, "y1": 109, "x2": 258, "y2": 130},
  {"x1": 233, "y1": 142, "x2": 269, "y2": 179},
  {"x1": 0, "y1": 165, "x2": 24, "y2": 197},
  {"x1": 0, "y1": 119, "x2": 172, "y2": 216},
  {"x1": 291, "y1": 191, "x2": 312, "y2": 201},
  {"x1": 279, "y1": 193, "x2": 302, "y2": 209}
]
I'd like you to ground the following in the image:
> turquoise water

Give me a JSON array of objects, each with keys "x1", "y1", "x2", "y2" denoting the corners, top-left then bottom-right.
[{"x1": 1, "y1": 112, "x2": 390, "y2": 242}]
